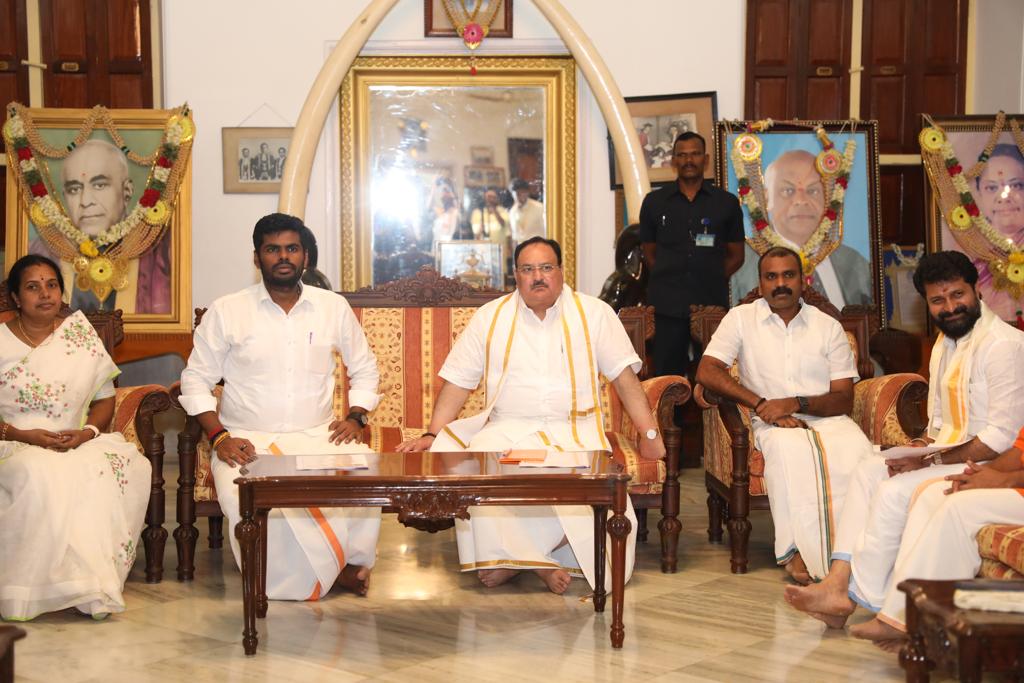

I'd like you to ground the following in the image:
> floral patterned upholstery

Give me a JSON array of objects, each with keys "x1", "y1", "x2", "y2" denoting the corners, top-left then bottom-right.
[{"x1": 977, "y1": 524, "x2": 1024, "y2": 579}]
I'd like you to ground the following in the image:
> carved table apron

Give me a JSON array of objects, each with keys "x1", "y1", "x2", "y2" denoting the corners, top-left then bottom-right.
[{"x1": 233, "y1": 451, "x2": 632, "y2": 656}]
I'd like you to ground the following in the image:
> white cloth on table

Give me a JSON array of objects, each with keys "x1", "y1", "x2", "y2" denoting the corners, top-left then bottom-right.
[
  {"x1": 833, "y1": 314, "x2": 1024, "y2": 608},
  {"x1": 433, "y1": 286, "x2": 640, "y2": 589},
  {"x1": 703, "y1": 298, "x2": 869, "y2": 580},
  {"x1": 877, "y1": 481, "x2": 1024, "y2": 628},
  {"x1": 0, "y1": 311, "x2": 149, "y2": 620},
  {"x1": 179, "y1": 282, "x2": 382, "y2": 601},
  {"x1": 211, "y1": 424, "x2": 381, "y2": 601}
]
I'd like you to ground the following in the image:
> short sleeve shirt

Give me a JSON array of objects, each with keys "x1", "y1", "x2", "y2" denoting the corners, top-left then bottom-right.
[{"x1": 639, "y1": 180, "x2": 745, "y2": 318}]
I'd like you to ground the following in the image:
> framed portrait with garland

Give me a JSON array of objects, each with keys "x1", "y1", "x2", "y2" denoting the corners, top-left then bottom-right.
[
  {"x1": 714, "y1": 120, "x2": 883, "y2": 322},
  {"x1": 3, "y1": 105, "x2": 193, "y2": 333},
  {"x1": 919, "y1": 112, "x2": 1024, "y2": 322}
]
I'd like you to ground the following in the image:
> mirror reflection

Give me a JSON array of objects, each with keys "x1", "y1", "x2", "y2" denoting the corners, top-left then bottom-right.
[{"x1": 368, "y1": 86, "x2": 547, "y2": 288}]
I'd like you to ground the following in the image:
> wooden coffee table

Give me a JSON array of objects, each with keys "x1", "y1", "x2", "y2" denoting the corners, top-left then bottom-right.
[
  {"x1": 234, "y1": 451, "x2": 632, "y2": 655},
  {"x1": 899, "y1": 578, "x2": 1024, "y2": 682}
]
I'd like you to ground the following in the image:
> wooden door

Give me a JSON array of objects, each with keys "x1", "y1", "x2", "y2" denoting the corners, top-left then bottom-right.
[
  {"x1": 861, "y1": 0, "x2": 968, "y2": 154},
  {"x1": 745, "y1": 0, "x2": 852, "y2": 120},
  {"x1": 39, "y1": 0, "x2": 153, "y2": 108},
  {"x1": 0, "y1": 0, "x2": 30, "y2": 152}
]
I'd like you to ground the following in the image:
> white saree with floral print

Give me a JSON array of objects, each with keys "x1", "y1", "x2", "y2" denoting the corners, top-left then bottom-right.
[{"x1": 0, "y1": 311, "x2": 150, "y2": 620}]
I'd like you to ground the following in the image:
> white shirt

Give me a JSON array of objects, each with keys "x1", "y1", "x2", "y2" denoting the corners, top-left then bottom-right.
[
  {"x1": 439, "y1": 292, "x2": 640, "y2": 436},
  {"x1": 509, "y1": 198, "x2": 545, "y2": 243},
  {"x1": 929, "y1": 317, "x2": 1024, "y2": 453},
  {"x1": 179, "y1": 283, "x2": 380, "y2": 432},
  {"x1": 703, "y1": 298, "x2": 858, "y2": 414}
]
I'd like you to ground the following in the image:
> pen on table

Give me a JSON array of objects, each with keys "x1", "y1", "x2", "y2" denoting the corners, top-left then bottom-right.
[{"x1": 308, "y1": 331, "x2": 312, "y2": 345}]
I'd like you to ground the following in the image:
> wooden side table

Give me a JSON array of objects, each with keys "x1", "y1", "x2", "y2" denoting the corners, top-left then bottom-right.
[{"x1": 898, "y1": 578, "x2": 1024, "y2": 682}]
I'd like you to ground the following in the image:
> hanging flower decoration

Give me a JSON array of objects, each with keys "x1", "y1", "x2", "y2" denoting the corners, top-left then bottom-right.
[
  {"x1": 919, "y1": 113, "x2": 1024, "y2": 300},
  {"x1": 440, "y1": 0, "x2": 504, "y2": 74},
  {"x1": 2, "y1": 103, "x2": 194, "y2": 302},
  {"x1": 730, "y1": 121, "x2": 856, "y2": 280}
]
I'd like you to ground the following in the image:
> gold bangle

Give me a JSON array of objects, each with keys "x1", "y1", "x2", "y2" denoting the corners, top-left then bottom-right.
[
  {"x1": 0, "y1": 423, "x2": 8, "y2": 441},
  {"x1": 211, "y1": 431, "x2": 231, "y2": 450}
]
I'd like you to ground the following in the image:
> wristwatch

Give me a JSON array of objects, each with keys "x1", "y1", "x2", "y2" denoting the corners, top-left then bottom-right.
[
  {"x1": 924, "y1": 451, "x2": 944, "y2": 466},
  {"x1": 346, "y1": 411, "x2": 369, "y2": 428},
  {"x1": 644, "y1": 428, "x2": 658, "y2": 440},
  {"x1": 796, "y1": 396, "x2": 810, "y2": 413}
]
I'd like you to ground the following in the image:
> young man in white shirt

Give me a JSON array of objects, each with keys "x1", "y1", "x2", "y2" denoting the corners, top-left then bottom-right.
[
  {"x1": 696, "y1": 246, "x2": 874, "y2": 584},
  {"x1": 179, "y1": 213, "x2": 381, "y2": 601},
  {"x1": 785, "y1": 250, "x2": 1024, "y2": 633}
]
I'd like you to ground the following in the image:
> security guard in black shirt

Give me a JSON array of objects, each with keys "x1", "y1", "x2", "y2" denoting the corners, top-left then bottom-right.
[{"x1": 640, "y1": 132, "x2": 745, "y2": 378}]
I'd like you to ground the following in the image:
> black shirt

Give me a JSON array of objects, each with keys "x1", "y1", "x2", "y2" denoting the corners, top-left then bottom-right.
[{"x1": 639, "y1": 180, "x2": 744, "y2": 318}]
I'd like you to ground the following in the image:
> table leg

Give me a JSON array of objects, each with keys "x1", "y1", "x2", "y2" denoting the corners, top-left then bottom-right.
[
  {"x1": 899, "y1": 591, "x2": 931, "y2": 683},
  {"x1": 957, "y1": 638, "x2": 982, "y2": 683},
  {"x1": 593, "y1": 505, "x2": 607, "y2": 613},
  {"x1": 608, "y1": 481, "x2": 631, "y2": 649},
  {"x1": 236, "y1": 484, "x2": 259, "y2": 655},
  {"x1": 256, "y1": 509, "x2": 269, "y2": 619}
]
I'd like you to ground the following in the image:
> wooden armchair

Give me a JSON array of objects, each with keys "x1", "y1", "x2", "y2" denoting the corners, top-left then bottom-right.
[
  {"x1": 170, "y1": 269, "x2": 691, "y2": 580},
  {"x1": 0, "y1": 284, "x2": 171, "y2": 583},
  {"x1": 690, "y1": 287, "x2": 928, "y2": 574}
]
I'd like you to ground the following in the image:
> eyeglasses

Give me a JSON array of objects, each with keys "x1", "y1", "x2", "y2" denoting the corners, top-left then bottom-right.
[{"x1": 516, "y1": 263, "x2": 559, "y2": 275}]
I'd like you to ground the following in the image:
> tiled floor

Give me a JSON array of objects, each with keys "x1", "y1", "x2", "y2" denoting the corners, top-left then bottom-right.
[{"x1": 10, "y1": 457, "x2": 930, "y2": 682}]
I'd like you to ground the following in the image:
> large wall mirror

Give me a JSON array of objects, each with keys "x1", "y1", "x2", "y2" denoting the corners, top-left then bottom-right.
[{"x1": 339, "y1": 55, "x2": 577, "y2": 291}]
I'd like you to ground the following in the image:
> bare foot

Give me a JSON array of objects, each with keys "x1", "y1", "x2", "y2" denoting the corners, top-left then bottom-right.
[
  {"x1": 336, "y1": 564, "x2": 371, "y2": 596},
  {"x1": 536, "y1": 568, "x2": 571, "y2": 594},
  {"x1": 805, "y1": 610, "x2": 850, "y2": 629},
  {"x1": 873, "y1": 639, "x2": 906, "y2": 654},
  {"x1": 784, "y1": 554, "x2": 811, "y2": 585},
  {"x1": 478, "y1": 568, "x2": 521, "y2": 588},
  {"x1": 784, "y1": 582, "x2": 855, "y2": 626},
  {"x1": 850, "y1": 617, "x2": 905, "y2": 643}
]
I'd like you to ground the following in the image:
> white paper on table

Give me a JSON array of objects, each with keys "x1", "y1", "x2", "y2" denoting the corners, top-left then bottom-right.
[
  {"x1": 875, "y1": 441, "x2": 967, "y2": 459},
  {"x1": 295, "y1": 453, "x2": 369, "y2": 471},
  {"x1": 519, "y1": 452, "x2": 592, "y2": 469}
]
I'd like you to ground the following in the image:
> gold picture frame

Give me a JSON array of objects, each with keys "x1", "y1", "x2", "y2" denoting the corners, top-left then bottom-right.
[
  {"x1": 339, "y1": 54, "x2": 576, "y2": 291},
  {"x1": 4, "y1": 108, "x2": 192, "y2": 333}
]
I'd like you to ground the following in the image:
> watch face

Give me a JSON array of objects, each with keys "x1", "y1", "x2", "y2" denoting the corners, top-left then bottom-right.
[{"x1": 645, "y1": 428, "x2": 658, "y2": 440}]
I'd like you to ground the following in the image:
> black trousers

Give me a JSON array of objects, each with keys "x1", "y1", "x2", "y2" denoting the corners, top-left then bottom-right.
[{"x1": 652, "y1": 313, "x2": 693, "y2": 379}]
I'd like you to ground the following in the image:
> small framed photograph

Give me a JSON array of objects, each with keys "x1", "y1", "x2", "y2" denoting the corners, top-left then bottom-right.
[
  {"x1": 436, "y1": 240, "x2": 504, "y2": 289},
  {"x1": 222, "y1": 127, "x2": 292, "y2": 193},
  {"x1": 424, "y1": 0, "x2": 512, "y2": 38},
  {"x1": 608, "y1": 91, "x2": 718, "y2": 189},
  {"x1": 470, "y1": 145, "x2": 494, "y2": 165},
  {"x1": 883, "y1": 244, "x2": 927, "y2": 334},
  {"x1": 464, "y1": 164, "x2": 505, "y2": 189}
]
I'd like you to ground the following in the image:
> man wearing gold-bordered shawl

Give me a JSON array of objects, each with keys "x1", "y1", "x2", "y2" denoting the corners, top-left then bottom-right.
[
  {"x1": 398, "y1": 237, "x2": 666, "y2": 594},
  {"x1": 786, "y1": 251, "x2": 1024, "y2": 630}
]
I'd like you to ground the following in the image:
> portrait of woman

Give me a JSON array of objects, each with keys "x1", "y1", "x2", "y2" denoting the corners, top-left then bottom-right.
[{"x1": 0, "y1": 255, "x2": 151, "y2": 621}]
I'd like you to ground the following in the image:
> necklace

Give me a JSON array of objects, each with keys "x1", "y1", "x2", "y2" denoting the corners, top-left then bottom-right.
[{"x1": 16, "y1": 316, "x2": 57, "y2": 348}]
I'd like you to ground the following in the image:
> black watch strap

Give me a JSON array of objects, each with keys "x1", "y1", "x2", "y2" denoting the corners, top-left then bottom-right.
[{"x1": 796, "y1": 396, "x2": 809, "y2": 413}]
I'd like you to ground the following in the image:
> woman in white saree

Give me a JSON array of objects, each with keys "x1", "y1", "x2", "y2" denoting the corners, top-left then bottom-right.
[{"x1": 0, "y1": 256, "x2": 151, "y2": 621}]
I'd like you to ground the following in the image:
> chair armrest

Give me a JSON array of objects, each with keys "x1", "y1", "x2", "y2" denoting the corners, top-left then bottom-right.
[
  {"x1": 852, "y1": 373, "x2": 928, "y2": 446},
  {"x1": 692, "y1": 383, "x2": 714, "y2": 410},
  {"x1": 112, "y1": 384, "x2": 171, "y2": 452}
]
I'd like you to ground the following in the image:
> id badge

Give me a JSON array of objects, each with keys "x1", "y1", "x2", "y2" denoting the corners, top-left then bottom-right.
[{"x1": 695, "y1": 233, "x2": 715, "y2": 248}]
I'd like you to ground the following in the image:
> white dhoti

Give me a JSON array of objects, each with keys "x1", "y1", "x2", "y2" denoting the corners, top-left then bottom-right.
[
  {"x1": 754, "y1": 415, "x2": 873, "y2": 580},
  {"x1": 212, "y1": 423, "x2": 381, "y2": 601},
  {"x1": 876, "y1": 482, "x2": 1024, "y2": 629},
  {"x1": 833, "y1": 457, "x2": 972, "y2": 610},
  {"x1": 433, "y1": 425, "x2": 637, "y2": 590}
]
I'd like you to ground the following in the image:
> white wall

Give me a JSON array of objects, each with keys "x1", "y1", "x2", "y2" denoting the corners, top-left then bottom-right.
[
  {"x1": 162, "y1": 0, "x2": 746, "y2": 304},
  {"x1": 972, "y1": 0, "x2": 1024, "y2": 113}
]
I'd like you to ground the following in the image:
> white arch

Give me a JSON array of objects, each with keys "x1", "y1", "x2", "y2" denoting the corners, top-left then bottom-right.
[{"x1": 278, "y1": 0, "x2": 649, "y2": 226}]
